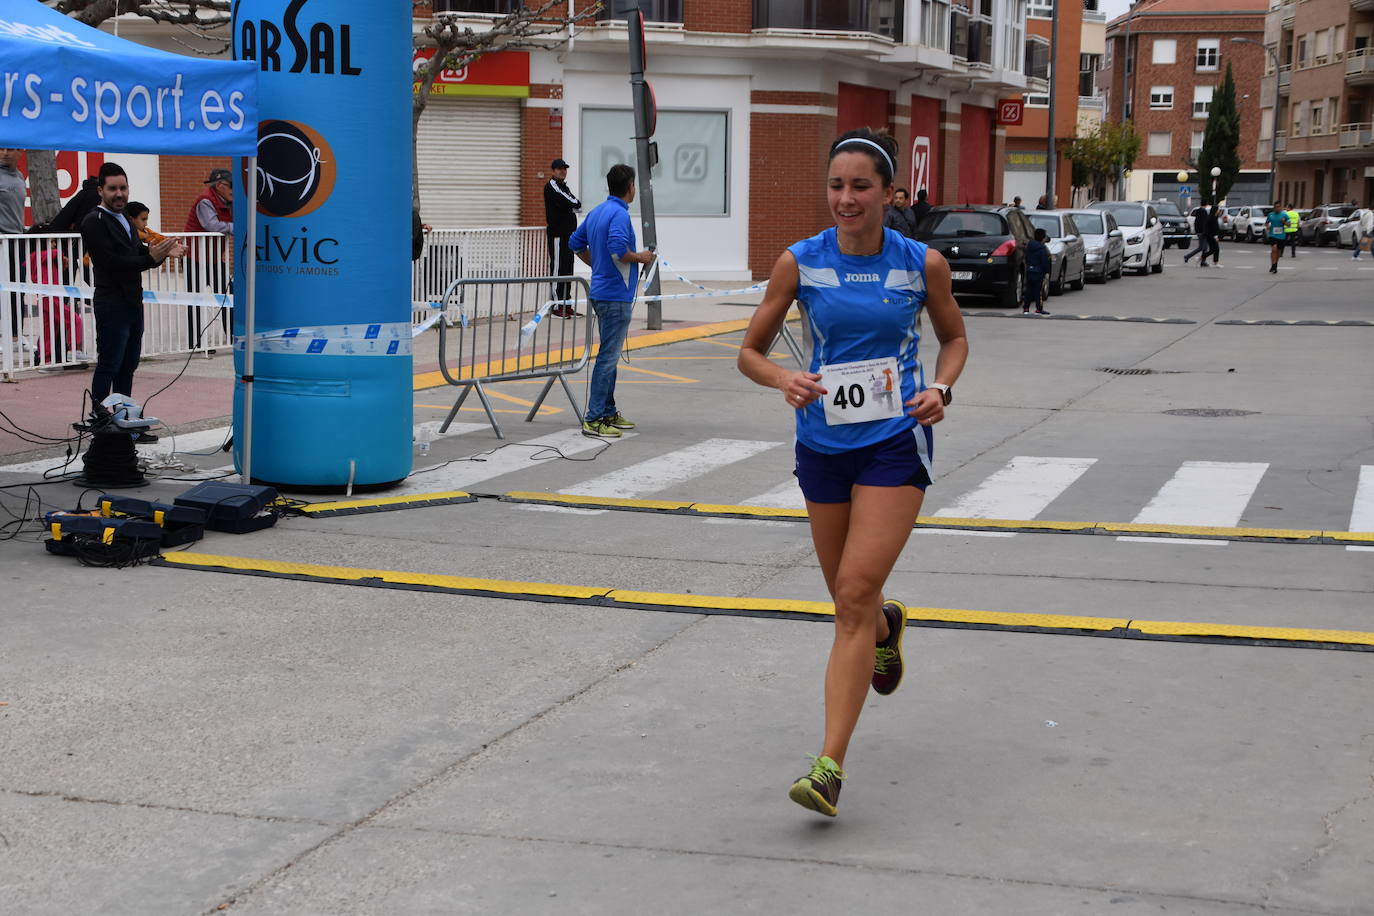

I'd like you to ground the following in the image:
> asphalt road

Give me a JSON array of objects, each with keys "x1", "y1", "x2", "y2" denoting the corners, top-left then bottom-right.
[{"x1": 2, "y1": 240, "x2": 1372, "y2": 915}]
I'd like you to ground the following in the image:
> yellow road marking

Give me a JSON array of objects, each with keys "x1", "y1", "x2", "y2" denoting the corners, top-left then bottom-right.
[
  {"x1": 615, "y1": 364, "x2": 698, "y2": 383},
  {"x1": 155, "y1": 552, "x2": 1374, "y2": 649}
]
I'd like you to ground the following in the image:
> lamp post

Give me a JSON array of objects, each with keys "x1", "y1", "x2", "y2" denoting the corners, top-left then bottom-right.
[{"x1": 1231, "y1": 37, "x2": 1280, "y2": 204}]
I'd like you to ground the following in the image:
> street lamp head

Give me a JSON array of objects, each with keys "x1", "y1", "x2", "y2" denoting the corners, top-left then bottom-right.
[
  {"x1": 1210, "y1": 166, "x2": 1222, "y2": 177},
  {"x1": 1176, "y1": 170, "x2": 1189, "y2": 182}
]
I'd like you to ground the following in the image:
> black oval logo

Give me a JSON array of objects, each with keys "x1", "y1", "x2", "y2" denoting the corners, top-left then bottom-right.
[{"x1": 253, "y1": 119, "x2": 336, "y2": 218}]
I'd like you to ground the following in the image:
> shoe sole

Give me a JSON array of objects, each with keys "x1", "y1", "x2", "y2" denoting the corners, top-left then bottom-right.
[
  {"x1": 873, "y1": 599, "x2": 907, "y2": 696},
  {"x1": 581, "y1": 427, "x2": 620, "y2": 439},
  {"x1": 788, "y1": 780, "x2": 838, "y2": 817}
]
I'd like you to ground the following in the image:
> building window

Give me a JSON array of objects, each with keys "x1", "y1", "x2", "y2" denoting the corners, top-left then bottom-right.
[
  {"x1": 1003, "y1": 2, "x2": 1026, "y2": 73},
  {"x1": 1147, "y1": 131, "x2": 1172, "y2": 156},
  {"x1": 580, "y1": 108, "x2": 729, "y2": 216},
  {"x1": 1296, "y1": 34, "x2": 1309, "y2": 68},
  {"x1": 1291, "y1": 102, "x2": 1304, "y2": 137},
  {"x1": 1311, "y1": 103, "x2": 1324, "y2": 134},
  {"x1": 1150, "y1": 86, "x2": 1174, "y2": 109},
  {"x1": 1079, "y1": 53, "x2": 1101, "y2": 96},
  {"x1": 1152, "y1": 38, "x2": 1176, "y2": 65},
  {"x1": 1191, "y1": 129, "x2": 1204, "y2": 152},
  {"x1": 593, "y1": 0, "x2": 683, "y2": 22},
  {"x1": 1193, "y1": 85, "x2": 1214, "y2": 119},
  {"x1": 1028, "y1": 0, "x2": 1053, "y2": 19},
  {"x1": 1026, "y1": 93, "x2": 1050, "y2": 108},
  {"x1": 754, "y1": 0, "x2": 902, "y2": 39},
  {"x1": 920, "y1": 0, "x2": 950, "y2": 52},
  {"x1": 1196, "y1": 38, "x2": 1219, "y2": 71}
]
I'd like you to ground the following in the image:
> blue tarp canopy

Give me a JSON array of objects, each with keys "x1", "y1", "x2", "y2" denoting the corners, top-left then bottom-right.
[{"x1": 0, "y1": 0, "x2": 257, "y2": 155}]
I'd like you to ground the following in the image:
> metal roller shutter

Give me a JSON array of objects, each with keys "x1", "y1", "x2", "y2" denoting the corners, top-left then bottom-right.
[{"x1": 416, "y1": 97, "x2": 521, "y2": 228}]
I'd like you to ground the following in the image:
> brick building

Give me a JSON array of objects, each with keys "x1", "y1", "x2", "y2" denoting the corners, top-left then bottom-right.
[
  {"x1": 1001, "y1": 0, "x2": 1079, "y2": 208},
  {"x1": 35, "y1": 1, "x2": 1040, "y2": 281},
  {"x1": 1100, "y1": 0, "x2": 1270, "y2": 206},
  {"x1": 1265, "y1": 0, "x2": 1374, "y2": 208}
]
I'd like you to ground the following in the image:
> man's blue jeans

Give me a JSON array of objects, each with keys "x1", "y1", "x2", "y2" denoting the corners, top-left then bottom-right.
[
  {"x1": 91, "y1": 301, "x2": 143, "y2": 402},
  {"x1": 586, "y1": 298, "x2": 633, "y2": 422}
]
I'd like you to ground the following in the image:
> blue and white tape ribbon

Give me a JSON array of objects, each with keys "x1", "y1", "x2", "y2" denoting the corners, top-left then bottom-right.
[
  {"x1": 237, "y1": 322, "x2": 413, "y2": 356},
  {"x1": 0, "y1": 281, "x2": 230, "y2": 309}
]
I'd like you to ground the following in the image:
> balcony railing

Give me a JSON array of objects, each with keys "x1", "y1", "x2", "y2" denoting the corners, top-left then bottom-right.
[
  {"x1": 596, "y1": 0, "x2": 684, "y2": 22},
  {"x1": 1277, "y1": 66, "x2": 1291, "y2": 90},
  {"x1": 1078, "y1": 95, "x2": 1105, "y2": 111},
  {"x1": 1347, "y1": 48, "x2": 1374, "y2": 84},
  {"x1": 1338, "y1": 122, "x2": 1374, "y2": 148},
  {"x1": 753, "y1": 0, "x2": 902, "y2": 40},
  {"x1": 1273, "y1": 130, "x2": 1286, "y2": 152},
  {"x1": 1351, "y1": 0, "x2": 1374, "y2": 11}
]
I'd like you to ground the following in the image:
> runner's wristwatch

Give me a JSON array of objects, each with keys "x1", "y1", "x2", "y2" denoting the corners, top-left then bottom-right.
[{"x1": 930, "y1": 383, "x2": 952, "y2": 405}]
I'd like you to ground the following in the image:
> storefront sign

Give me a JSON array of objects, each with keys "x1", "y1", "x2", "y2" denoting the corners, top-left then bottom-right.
[{"x1": 412, "y1": 49, "x2": 529, "y2": 98}]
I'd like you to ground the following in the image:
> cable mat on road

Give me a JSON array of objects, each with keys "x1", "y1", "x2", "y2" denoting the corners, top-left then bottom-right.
[
  {"x1": 153, "y1": 552, "x2": 1374, "y2": 651},
  {"x1": 1215, "y1": 319, "x2": 1374, "y2": 327},
  {"x1": 297, "y1": 491, "x2": 478, "y2": 518},
  {"x1": 498, "y1": 492, "x2": 1369, "y2": 545},
  {"x1": 961, "y1": 310, "x2": 1196, "y2": 324}
]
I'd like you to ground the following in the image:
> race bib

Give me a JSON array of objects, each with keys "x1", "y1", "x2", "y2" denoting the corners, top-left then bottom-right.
[{"x1": 819, "y1": 356, "x2": 903, "y2": 426}]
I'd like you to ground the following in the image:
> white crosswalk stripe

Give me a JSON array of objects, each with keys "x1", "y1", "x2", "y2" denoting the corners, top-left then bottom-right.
[
  {"x1": 1347, "y1": 466, "x2": 1374, "y2": 552},
  {"x1": 933, "y1": 456, "x2": 1097, "y2": 520},
  {"x1": 1118, "y1": 460, "x2": 1268, "y2": 546},
  {"x1": 741, "y1": 478, "x2": 805, "y2": 510},
  {"x1": 560, "y1": 438, "x2": 780, "y2": 497}
]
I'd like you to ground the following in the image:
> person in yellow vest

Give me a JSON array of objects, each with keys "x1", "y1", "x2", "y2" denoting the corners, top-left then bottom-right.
[{"x1": 1284, "y1": 205, "x2": 1300, "y2": 258}]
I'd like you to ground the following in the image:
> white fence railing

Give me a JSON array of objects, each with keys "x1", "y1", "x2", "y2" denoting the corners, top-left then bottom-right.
[
  {"x1": 3, "y1": 226, "x2": 553, "y2": 380},
  {"x1": 1, "y1": 231, "x2": 232, "y2": 379}
]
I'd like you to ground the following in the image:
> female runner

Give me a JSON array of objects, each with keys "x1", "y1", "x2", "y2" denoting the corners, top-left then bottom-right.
[{"x1": 737, "y1": 128, "x2": 968, "y2": 817}]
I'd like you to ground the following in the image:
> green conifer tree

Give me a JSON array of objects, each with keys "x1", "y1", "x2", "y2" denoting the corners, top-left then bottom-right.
[{"x1": 1197, "y1": 64, "x2": 1242, "y2": 205}]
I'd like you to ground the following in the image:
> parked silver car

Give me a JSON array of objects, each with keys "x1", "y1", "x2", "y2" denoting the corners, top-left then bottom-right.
[
  {"x1": 1304, "y1": 204, "x2": 1358, "y2": 246},
  {"x1": 1063, "y1": 208, "x2": 1125, "y2": 282},
  {"x1": 1233, "y1": 205, "x2": 1273, "y2": 243},
  {"x1": 1025, "y1": 210, "x2": 1087, "y2": 294}
]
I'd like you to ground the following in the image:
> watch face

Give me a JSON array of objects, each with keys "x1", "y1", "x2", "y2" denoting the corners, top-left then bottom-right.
[{"x1": 941, "y1": 387, "x2": 952, "y2": 405}]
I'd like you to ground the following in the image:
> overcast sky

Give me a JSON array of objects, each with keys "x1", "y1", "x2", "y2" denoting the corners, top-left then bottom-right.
[{"x1": 1098, "y1": 0, "x2": 1131, "y2": 20}]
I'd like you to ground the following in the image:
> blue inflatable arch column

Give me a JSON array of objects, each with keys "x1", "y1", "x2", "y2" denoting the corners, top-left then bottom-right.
[{"x1": 233, "y1": 0, "x2": 412, "y2": 489}]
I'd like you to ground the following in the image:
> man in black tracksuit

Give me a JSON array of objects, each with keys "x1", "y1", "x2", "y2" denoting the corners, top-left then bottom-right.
[{"x1": 544, "y1": 158, "x2": 581, "y2": 318}]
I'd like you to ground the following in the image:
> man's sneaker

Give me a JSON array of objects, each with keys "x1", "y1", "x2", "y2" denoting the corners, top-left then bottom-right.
[
  {"x1": 581, "y1": 419, "x2": 622, "y2": 439},
  {"x1": 1035, "y1": 308, "x2": 1049, "y2": 315},
  {"x1": 872, "y1": 599, "x2": 908, "y2": 695},
  {"x1": 788, "y1": 755, "x2": 844, "y2": 817},
  {"x1": 607, "y1": 413, "x2": 635, "y2": 430}
]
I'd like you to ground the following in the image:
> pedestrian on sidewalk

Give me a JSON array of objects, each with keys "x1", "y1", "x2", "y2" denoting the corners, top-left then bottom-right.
[
  {"x1": 737, "y1": 128, "x2": 968, "y2": 818},
  {"x1": 569, "y1": 163, "x2": 654, "y2": 439},
  {"x1": 1, "y1": 148, "x2": 27, "y2": 349},
  {"x1": 1183, "y1": 205, "x2": 1209, "y2": 265},
  {"x1": 1265, "y1": 201, "x2": 1287, "y2": 274},
  {"x1": 883, "y1": 187, "x2": 917, "y2": 238},
  {"x1": 1353, "y1": 206, "x2": 1374, "y2": 260},
  {"x1": 183, "y1": 168, "x2": 233, "y2": 349},
  {"x1": 1205, "y1": 203, "x2": 1223, "y2": 267},
  {"x1": 1024, "y1": 227, "x2": 1051, "y2": 314},
  {"x1": 544, "y1": 158, "x2": 582, "y2": 318},
  {"x1": 80, "y1": 162, "x2": 185, "y2": 429}
]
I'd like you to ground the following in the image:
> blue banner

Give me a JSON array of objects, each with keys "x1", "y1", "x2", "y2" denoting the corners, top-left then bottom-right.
[
  {"x1": 232, "y1": 0, "x2": 412, "y2": 489},
  {"x1": 0, "y1": 0, "x2": 258, "y2": 155}
]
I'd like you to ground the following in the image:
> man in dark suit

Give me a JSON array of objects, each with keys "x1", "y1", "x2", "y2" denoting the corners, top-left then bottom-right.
[
  {"x1": 79, "y1": 162, "x2": 183, "y2": 431},
  {"x1": 544, "y1": 158, "x2": 581, "y2": 318}
]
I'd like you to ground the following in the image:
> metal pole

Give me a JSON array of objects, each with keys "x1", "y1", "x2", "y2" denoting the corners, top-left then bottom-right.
[
  {"x1": 625, "y1": 8, "x2": 661, "y2": 329},
  {"x1": 1046, "y1": 0, "x2": 1059, "y2": 207},
  {"x1": 241, "y1": 155, "x2": 257, "y2": 485}
]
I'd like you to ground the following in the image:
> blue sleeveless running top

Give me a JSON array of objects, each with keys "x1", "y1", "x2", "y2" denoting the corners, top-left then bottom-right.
[{"x1": 788, "y1": 226, "x2": 930, "y2": 454}]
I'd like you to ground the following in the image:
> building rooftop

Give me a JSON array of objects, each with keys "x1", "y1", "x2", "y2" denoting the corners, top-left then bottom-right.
[{"x1": 1106, "y1": 0, "x2": 1268, "y2": 31}]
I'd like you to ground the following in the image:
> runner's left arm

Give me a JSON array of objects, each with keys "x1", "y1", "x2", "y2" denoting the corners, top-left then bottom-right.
[{"x1": 907, "y1": 249, "x2": 968, "y2": 426}]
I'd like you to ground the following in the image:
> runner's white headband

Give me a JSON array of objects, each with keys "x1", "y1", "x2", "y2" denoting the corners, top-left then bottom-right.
[{"x1": 833, "y1": 137, "x2": 895, "y2": 180}]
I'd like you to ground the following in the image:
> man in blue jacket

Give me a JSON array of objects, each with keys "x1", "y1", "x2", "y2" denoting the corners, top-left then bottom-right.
[
  {"x1": 1023, "y1": 227, "x2": 1051, "y2": 315},
  {"x1": 569, "y1": 163, "x2": 656, "y2": 439}
]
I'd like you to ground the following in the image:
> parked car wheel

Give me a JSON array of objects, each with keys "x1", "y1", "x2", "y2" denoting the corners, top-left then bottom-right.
[
  {"x1": 1151, "y1": 247, "x2": 1164, "y2": 273},
  {"x1": 999, "y1": 269, "x2": 1023, "y2": 309},
  {"x1": 1070, "y1": 264, "x2": 1085, "y2": 291},
  {"x1": 1111, "y1": 255, "x2": 1124, "y2": 279},
  {"x1": 1051, "y1": 264, "x2": 1066, "y2": 295}
]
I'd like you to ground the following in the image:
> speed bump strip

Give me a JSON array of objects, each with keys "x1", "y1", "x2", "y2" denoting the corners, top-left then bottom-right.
[
  {"x1": 495, "y1": 493, "x2": 1356, "y2": 544},
  {"x1": 153, "y1": 553, "x2": 1374, "y2": 651},
  {"x1": 299, "y1": 491, "x2": 477, "y2": 518},
  {"x1": 961, "y1": 310, "x2": 1196, "y2": 324}
]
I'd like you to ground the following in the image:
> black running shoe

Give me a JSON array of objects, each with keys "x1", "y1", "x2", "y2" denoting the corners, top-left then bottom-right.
[
  {"x1": 788, "y1": 755, "x2": 844, "y2": 817},
  {"x1": 872, "y1": 599, "x2": 908, "y2": 695}
]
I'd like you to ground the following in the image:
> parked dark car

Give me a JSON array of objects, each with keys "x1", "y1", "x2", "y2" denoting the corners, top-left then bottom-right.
[
  {"x1": 1149, "y1": 199, "x2": 1192, "y2": 249},
  {"x1": 913, "y1": 205, "x2": 1032, "y2": 308}
]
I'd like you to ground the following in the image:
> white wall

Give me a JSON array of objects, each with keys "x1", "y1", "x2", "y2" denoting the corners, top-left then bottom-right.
[{"x1": 561, "y1": 62, "x2": 751, "y2": 279}]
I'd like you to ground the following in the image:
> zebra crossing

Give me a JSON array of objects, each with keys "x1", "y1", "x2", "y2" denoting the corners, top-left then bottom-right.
[{"x1": 3, "y1": 424, "x2": 1372, "y2": 548}]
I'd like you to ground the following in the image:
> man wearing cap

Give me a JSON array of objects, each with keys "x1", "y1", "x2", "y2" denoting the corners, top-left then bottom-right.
[
  {"x1": 183, "y1": 167, "x2": 233, "y2": 349},
  {"x1": 544, "y1": 158, "x2": 581, "y2": 318}
]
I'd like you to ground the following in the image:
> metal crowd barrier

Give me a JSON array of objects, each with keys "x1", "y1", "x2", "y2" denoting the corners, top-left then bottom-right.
[
  {"x1": 412, "y1": 226, "x2": 549, "y2": 327},
  {"x1": 1, "y1": 231, "x2": 231, "y2": 380},
  {"x1": 435, "y1": 275, "x2": 592, "y2": 439}
]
